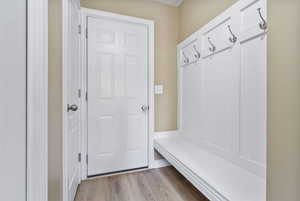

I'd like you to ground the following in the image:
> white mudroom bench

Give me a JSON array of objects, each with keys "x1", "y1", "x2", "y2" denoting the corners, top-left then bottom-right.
[{"x1": 154, "y1": 135, "x2": 266, "y2": 201}]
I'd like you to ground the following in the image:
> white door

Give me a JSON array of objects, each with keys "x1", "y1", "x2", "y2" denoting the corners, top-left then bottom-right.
[
  {"x1": 66, "y1": 0, "x2": 81, "y2": 200},
  {"x1": 87, "y1": 16, "x2": 149, "y2": 176},
  {"x1": 0, "y1": 0, "x2": 26, "y2": 200}
]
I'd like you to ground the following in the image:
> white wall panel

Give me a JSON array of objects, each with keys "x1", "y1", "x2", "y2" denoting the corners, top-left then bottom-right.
[
  {"x1": 240, "y1": 36, "x2": 266, "y2": 165},
  {"x1": 0, "y1": 1, "x2": 26, "y2": 201},
  {"x1": 178, "y1": 0, "x2": 267, "y2": 178},
  {"x1": 201, "y1": 48, "x2": 239, "y2": 155},
  {"x1": 239, "y1": 0, "x2": 267, "y2": 176}
]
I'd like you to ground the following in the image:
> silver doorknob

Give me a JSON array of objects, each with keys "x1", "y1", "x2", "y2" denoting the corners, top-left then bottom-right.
[
  {"x1": 141, "y1": 105, "x2": 149, "y2": 112},
  {"x1": 67, "y1": 104, "x2": 78, "y2": 112}
]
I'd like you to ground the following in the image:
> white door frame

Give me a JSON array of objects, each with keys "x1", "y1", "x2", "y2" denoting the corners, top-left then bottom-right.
[
  {"x1": 27, "y1": 0, "x2": 48, "y2": 201},
  {"x1": 80, "y1": 8, "x2": 155, "y2": 179}
]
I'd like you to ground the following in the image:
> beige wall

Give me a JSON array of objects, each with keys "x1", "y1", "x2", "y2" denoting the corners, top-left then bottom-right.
[
  {"x1": 267, "y1": 0, "x2": 300, "y2": 200},
  {"x1": 81, "y1": 0, "x2": 179, "y2": 131},
  {"x1": 179, "y1": 0, "x2": 237, "y2": 41},
  {"x1": 49, "y1": 0, "x2": 63, "y2": 201}
]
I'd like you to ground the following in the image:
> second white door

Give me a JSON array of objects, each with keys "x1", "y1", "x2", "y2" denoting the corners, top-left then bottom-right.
[
  {"x1": 66, "y1": 0, "x2": 81, "y2": 200},
  {"x1": 87, "y1": 16, "x2": 149, "y2": 176}
]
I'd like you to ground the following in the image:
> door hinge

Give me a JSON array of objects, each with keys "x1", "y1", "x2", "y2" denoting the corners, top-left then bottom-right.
[
  {"x1": 78, "y1": 89, "x2": 82, "y2": 98},
  {"x1": 78, "y1": 153, "x2": 82, "y2": 163},
  {"x1": 78, "y1": 24, "x2": 82, "y2": 34},
  {"x1": 86, "y1": 154, "x2": 88, "y2": 164},
  {"x1": 85, "y1": 92, "x2": 88, "y2": 101},
  {"x1": 85, "y1": 28, "x2": 88, "y2": 39}
]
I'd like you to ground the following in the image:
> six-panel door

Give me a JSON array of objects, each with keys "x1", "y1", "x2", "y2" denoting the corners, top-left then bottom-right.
[{"x1": 87, "y1": 17, "x2": 149, "y2": 176}]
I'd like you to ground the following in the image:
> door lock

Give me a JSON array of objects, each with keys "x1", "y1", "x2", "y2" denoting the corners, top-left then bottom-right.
[{"x1": 67, "y1": 104, "x2": 78, "y2": 112}]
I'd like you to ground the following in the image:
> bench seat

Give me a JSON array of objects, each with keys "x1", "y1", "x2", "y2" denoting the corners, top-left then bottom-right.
[{"x1": 154, "y1": 135, "x2": 266, "y2": 201}]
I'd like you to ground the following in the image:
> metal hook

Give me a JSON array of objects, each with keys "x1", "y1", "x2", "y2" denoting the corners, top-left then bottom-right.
[
  {"x1": 208, "y1": 37, "x2": 216, "y2": 52},
  {"x1": 182, "y1": 52, "x2": 189, "y2": 64},
  {"x1": 257, "y1": 8, "x2": 267, "y2": 30},
  {"x1": 193, "y1": 45, "x2": 201, "y2": 59},
  {"x1": 228, "y1": 25, "x2": 237, "y2": 43}
]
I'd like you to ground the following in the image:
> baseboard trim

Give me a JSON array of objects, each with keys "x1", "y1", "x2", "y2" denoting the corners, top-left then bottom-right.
[
  {"x1": 85, "y1": 167, "x2": 149, "y2": 180},
  {"x1": 154, "y1": 130, "x2": 178, "y2": 139},
  {"x1": 153, "y1": 159, "x2": 171, "y2": 168}
]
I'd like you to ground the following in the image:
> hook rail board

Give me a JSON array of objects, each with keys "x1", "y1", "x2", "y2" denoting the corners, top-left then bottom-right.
[{"x1": 156, "y1": 0, "x2": 267, "y2": 200}]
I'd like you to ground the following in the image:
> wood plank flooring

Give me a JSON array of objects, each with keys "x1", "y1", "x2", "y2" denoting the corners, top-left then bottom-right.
[{"x1": 75, "y1": 167, "x2": 209, "y2": 201}]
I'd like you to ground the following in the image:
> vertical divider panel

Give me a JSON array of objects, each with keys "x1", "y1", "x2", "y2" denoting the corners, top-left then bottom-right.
[
  {"x1": 178, "y1": 32, "x2": 203, "y2": 141},
  {"x1": 238, "y1": 0, "x2": 267, "y2": 178}
]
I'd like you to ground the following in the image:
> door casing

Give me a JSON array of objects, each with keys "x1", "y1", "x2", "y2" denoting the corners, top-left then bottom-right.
[
  {"x1": 80, "y1": 8, "x2": 155, "y2": 180},
  {"x1": 27, "y1": 0, "x2": 48, "y2": 201}
]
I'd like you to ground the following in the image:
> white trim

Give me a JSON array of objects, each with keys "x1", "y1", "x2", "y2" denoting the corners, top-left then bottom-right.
[
  {"x1": 85, "y1": 168, "x2": 149, "y2": 180},
  {"x1": 80, "y1": 9, "x2": 87, "y2": 180},
  {"x1": 154, "y1": 130, "x2": 178, "y2": 139},
  {"x1": 27, "y1": 0, "x2": 48, "y2": 200},
  {"x1": 153, "y1": 0, "x2": 183, "y2": 7},
  {"x1": 152, "y1": 159, "x2": 171, "y2": 168},
  {"x1": 62, "y1": 1, "x2": 68, "y2": 201},
  {"x1": 80, "y1": 8, "x2": 155, "y2": 179}
]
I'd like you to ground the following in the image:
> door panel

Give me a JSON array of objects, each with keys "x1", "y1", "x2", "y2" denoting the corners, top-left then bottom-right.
[
  {"x1": 0, "y1": 1, "x2": 26, "y2": 201},
  {"x1": 66, "y1": 0, "x2": 81, "y2": 200},
  {"x1": 87, "y1": 17, "x2": 148, "y2": 176}
]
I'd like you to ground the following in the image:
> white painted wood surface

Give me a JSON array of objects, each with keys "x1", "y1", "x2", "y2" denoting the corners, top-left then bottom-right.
[
  {"x1": 80, "y1": 8, "x2": 155, "y2": 179},
  {"x1": 63, "y1": 0, "x2": 82, "y2": 201},
  {"x1": 0, "y1": 1, "x2": 26, "y2": 201},
  {"x1": 157, "y1": 0, "x2": 267, "y2": 200},
  {"x1": 153, "y1": 159, "x2": 171, "y2": 168},
  {"x1": 154, "y1": 135, "x2": 266, "y2": 201},
  {"x1": 87, "y1": 14, "x2": 149, "y2": 176},
  {"x1": 27, "y1": 0, "x2": 48, "y2": 200},
  {"x1": 177, "y1": 0, "x2": 267, "y2": 178},
  {"x1": 238, "y1": 0, "x2": 267, "y2": 177}
]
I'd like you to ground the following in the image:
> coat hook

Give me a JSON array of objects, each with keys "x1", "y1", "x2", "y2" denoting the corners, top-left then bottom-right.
[
  {"x1": 228, "y1": 25, "x2": 237, "y2": 43},
  {"x1": 182, "y1": 51, "x2": 189, "y2": 64},
  {"x1": 208, "y1": 37, "x2": 216, "y2": 52},
  {"x1": 257, "y1": 8, "x2": 267, "y2": 30},
  {"x1": 193, "y1": 45, "x2": 201, "y2": 59}
]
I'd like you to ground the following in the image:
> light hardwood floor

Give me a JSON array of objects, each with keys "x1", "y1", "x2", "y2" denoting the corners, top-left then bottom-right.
[{"x1": 75, "y1": 167, "x2": 209, "y2": 201}]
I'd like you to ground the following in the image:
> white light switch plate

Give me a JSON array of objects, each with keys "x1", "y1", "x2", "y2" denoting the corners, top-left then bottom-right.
[{"x1": 155, "y1": 85, "x2": 164, "y2": 95}]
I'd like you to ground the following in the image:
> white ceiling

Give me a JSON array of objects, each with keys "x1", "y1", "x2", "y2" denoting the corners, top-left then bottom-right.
[{"x1": 152, "y1": 0, "x2": 184, "y2": 7}]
